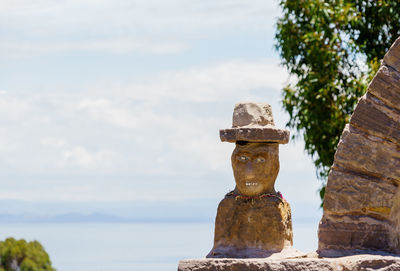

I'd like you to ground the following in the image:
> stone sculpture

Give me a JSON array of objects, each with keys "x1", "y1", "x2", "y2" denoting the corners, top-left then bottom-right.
[
  {"x1": 178, "y1": 37, "x2": 400, "y2": 271},
  {"x1": 207, "y1": 102, "x2": 293, "y2": 258},
  {"x1": 318, "y1": 37, "x2": 400, "y2": 255}
]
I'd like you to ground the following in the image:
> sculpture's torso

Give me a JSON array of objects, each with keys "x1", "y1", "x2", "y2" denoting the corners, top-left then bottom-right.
[{"x1": 207, "y1": 192, "x2": 293, "y2": 258}]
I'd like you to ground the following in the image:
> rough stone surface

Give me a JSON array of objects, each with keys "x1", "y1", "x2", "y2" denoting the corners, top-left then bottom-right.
[
  {"x1": 231, "y1": 143, "x2": 280, "y2": 196},
  {"x1": 220, "y1": 127, "x2": 290, "y2": 144},
  {"x1": 232, "y1": 103, "x2": 275, "y2": 128},
  {"x1": 384, "y1": 36, "x2": 400, "y2": 72},
  {"x1": 318, "y1": 37, "x2": 400, "y2": 254},
  {"x1": 207, "y1": 195, "x2": 292, "y2": 258},
  {"x1": 178, "y1": 254, "x2": 400, "y2": 271},
  {"x1": 220, "y1": 102, "x2": 290, "y2": 143},
  {"x1": 368, "y1": 65, "x2": 400, "y2": 112}
]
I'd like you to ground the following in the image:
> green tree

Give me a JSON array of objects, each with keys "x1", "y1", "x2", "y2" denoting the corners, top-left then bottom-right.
[
  {"x1": 0, "y1": 238, "x2": 56, "y2": 271},
  {"x1": 275, "y1": 0, "x2": 400, "y2": 203}
]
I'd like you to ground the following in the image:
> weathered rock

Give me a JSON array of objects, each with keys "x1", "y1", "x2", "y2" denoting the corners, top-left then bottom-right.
[
  {"x1": 368, "y1": 65, "x2": 400, "y2": 112},
  {"x1": 333, "y1": 125, "x2": 400, "y2": 183},
  {"x1": 220, "y1": 127, "x2": 290, "y2": 144},
  {"x1": 323, "y1": 168, "x2": 395, "y2": 219},
  {"x1": 350, "y1": 93, "x2": 400, "y2": 144},
  {"x1": 231, "y1": 143, "x2": 280, "y2": 196},
  {"x1": 220, "y1": 102, "x2": 290, "y2": 143},
  {"x1": 178, "y1": 254, "x2": 400, "y2": 271},
  {"x1": 383, "y1": 37, "x2": 400, "y2": 72},
  {"x1": 318, "y1": 37, "x2": 400, "y2": 254},
  {"x1": 207, "y1": 195, "x2": 292, "y2": 258},
  {"x1": 319, "y1": 215, "x2": 391, "y2": 253},
  {"x1": 232, "y1": 103, "x2": 275, "y2": 128}
]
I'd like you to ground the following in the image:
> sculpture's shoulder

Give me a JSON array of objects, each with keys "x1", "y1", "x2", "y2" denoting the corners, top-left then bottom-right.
[
  {"x1": 224, "y1": 190, "x2": 288, "y2": 203},
  {"x1": 216, "y1": 192, "x2": 236, "y2": 209},
  {"x1": 216, "y1": 190, "x2": 290, "y2": 212}
]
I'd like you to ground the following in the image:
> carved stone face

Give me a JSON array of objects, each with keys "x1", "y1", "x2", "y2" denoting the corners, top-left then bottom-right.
[{"x1": 231, "y1": 142, "x2": 279, "y2": 196}]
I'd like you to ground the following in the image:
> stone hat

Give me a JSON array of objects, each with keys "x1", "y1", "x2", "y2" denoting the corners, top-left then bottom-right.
[{"x1": 220, "y1": 102, "x2": 290, "y2": 144}]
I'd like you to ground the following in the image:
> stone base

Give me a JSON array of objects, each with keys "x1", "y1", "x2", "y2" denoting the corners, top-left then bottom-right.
[
  {"x1": 207, "y1": 194, "x2": 292, "y2": 258},
  {"x1": 178, "y1": 254, "x2": 400, "y2": 271}
]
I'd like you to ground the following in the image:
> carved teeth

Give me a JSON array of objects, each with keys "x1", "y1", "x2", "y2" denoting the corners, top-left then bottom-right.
[{"x1": 245, "y1": 182, "x2": 258, "y2": 186}]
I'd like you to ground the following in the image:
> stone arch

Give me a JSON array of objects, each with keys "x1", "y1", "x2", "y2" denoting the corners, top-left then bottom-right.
[{"x1": 318, "y1": 37, "x2": 400, "y2": 255}]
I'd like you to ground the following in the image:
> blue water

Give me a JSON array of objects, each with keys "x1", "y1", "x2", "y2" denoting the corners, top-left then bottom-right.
[{"x1": 0, "y1": 222, "x2": 318, "y2": 271}]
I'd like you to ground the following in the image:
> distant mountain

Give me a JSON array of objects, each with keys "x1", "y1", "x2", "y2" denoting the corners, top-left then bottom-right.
[
  {"x1": 0, "y1": 213, "x2": 123, "y2": 223},
  {"x1": 0, "y1": 199, "x2": 219, "y2": 223},
  {"x1": 0, "y1": 212, "x2": 213, "y2": 223},
  {"x1": 0, "y1": 199, "x2": 321, "y2": 223}
]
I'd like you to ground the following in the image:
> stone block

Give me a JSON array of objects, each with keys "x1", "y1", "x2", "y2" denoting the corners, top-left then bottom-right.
[
  {"x1": 207, "y1": 196, "x2": 292, "y2": 258},
  {"x1": 220, "y1": 127, "x2": 290, "y2": 144},
  {"x1": 318, "y1": 215, "x2": 391, "y2": 252},
  {"x1": 178, "y1": 255, "x2": 400, "y2": 271},
  {"x1": 333, "y1": 125, "x2": 400, "y2": 182},
  {"x1": 232, "y1": 103, "x2": 274, "y2": 127},
  {"x1": 384, "y1": 37, "x2": 400, "y2": 72},
  {"x1": 368, "y1": 65, "x2": 400, "y2": 111},
  {"x1": 350, "y1": 94, "x2": 400, "y2": 145},
  {"x1": 220, "y1": 102, "x2": 290, "y2": 143},
  {"x1": 323, "y1": 168, "x2": 395, "y2": 219}
]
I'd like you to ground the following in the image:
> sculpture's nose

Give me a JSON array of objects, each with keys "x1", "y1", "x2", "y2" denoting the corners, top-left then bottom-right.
[{"x1": 244, "y1": 162, "x2": 256, "y2": 178}]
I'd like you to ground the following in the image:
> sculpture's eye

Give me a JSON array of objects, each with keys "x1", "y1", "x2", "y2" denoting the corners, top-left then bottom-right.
[
  {"x1": 255, "y1": 157, "x2": 265, "y2": 163},
  {"x1": 237, "y1": 155, "x2": 249, "y2": 162}
]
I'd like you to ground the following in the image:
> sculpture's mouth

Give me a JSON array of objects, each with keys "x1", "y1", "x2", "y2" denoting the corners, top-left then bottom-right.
[{"x1": 245, "y1": 182, "x2": 258, "y2": 187}]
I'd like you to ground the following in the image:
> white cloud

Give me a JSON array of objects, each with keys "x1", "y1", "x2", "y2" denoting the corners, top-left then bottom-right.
[
  {"x1": 63, "y1": 147, "x2": 94, "y2": 168},
  {"x1": 0, "y1": 94, "x2": 30, "y2": 120},
  {"x1": 0, "y1": 0, "x2": 278, "y2": 58},
  {"x1": 2, "y1": 59, "x2": 287, "y2": 173},
  {"x1": 78, "y1": 98, "x2": 139, "y2": 129},
  {"x1": 40, "y1": 138, "x2": 67, "y2": 147},
  {"x1": 78, "y1": 58, "x2": 288, "y2": 173},
  {"x1": 0, "y1": 0, "x2": 278, "y2": 33},
  {"x1": 0, "y1": 39, "x2": 188, "y2": 58},
  {"x1": 119, "y1": 59, "x2": 287, "y2": 103},
  {"x1": 0, "y1": 58, "x2": 321, "y2": 204},
  {"x1": 0, "y1": 0, "x2": 319, "y2": 206}
]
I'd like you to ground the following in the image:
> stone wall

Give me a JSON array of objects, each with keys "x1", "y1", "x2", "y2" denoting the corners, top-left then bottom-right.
[
  {"x1": 179, "y1": 255, "x2": 400, "y2": 271},
  {"x1": 318, "y1": 37, "x2": 400, "y2": 255}
]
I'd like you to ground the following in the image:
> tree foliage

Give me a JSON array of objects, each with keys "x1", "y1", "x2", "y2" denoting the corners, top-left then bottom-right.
[
  {"x1": 0, "y1": 238, "x2": 56, "y2": 271},
  {"x1": 275, "y1": 0, "x2": 400, "y2": 202}
]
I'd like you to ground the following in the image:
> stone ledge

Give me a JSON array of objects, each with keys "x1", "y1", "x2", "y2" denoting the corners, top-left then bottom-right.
[
  {"x1": 178, "y1": 254, "x2": 400, "y2": 271},
  {"x1": 219, "y1": 127, "x2": 289, "y2": 144}
]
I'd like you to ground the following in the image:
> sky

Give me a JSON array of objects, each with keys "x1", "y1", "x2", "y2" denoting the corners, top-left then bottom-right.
[{"x1": 0, "y1": 0, "x2": 322, "y2": 218}]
